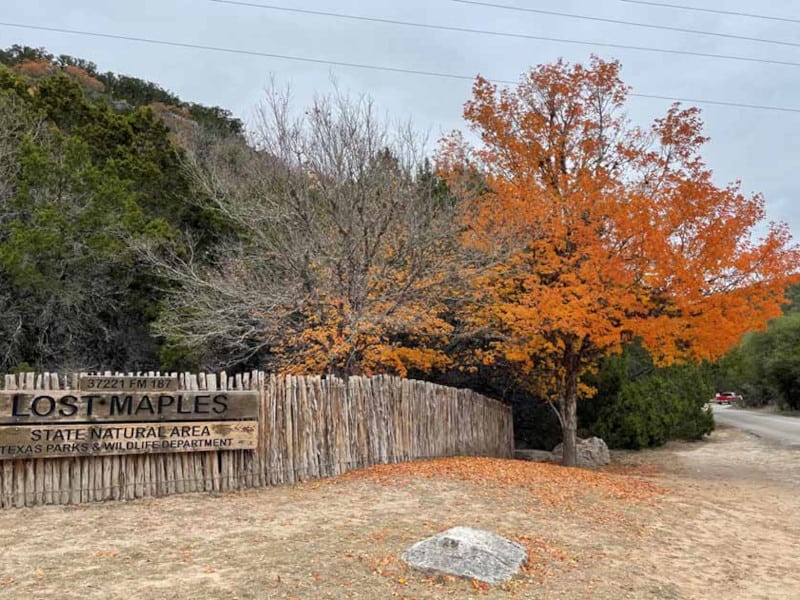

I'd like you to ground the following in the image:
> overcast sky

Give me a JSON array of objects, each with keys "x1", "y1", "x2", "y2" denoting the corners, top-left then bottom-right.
[{"x1": 3, "y1": 0, "x2": 799, "y2": 239}]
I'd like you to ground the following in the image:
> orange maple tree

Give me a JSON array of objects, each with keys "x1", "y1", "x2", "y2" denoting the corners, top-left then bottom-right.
[{"x1": 439, "y1": 57, "x2": 799, "y2": 466}]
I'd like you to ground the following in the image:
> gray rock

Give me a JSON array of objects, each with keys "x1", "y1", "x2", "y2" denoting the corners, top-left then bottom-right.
[
  {"x1": 401, "y1": 526, "x2": 527, "y2": 584},
  {"x1": 110, "y1": 99, "x2": 133, "y2": 112},
  {"x1": 513, "y1": 449, "x2": 555, "y2": 462},
  {"x1": 552, "y1": 436, "x2": 611, "y2": 468}
]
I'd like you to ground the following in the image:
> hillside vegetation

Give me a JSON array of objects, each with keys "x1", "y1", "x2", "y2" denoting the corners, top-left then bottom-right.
[{"x1": 0, "y1": 45, "x2": 240, "y2": 372}]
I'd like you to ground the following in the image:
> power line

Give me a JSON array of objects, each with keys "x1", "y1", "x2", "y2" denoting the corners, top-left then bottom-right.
[
  {"x1": 618, "y1": 0, "x2": 800, "y2": 25},
  {"x1": 0, "y1": 21, "x2": 482, "y2": 81},
  {"x1": 206, "y1": 0, "x2": 800, "y2": 69},
  {"x1": 1, "y1": 21, "x2": 799, "y2": 114},
  {"x1": 630, "y1": 92, "x2": 800, "y2": 113},
  {"x1": 450, "y1": 0, "x2": 800, "y2": 49}
]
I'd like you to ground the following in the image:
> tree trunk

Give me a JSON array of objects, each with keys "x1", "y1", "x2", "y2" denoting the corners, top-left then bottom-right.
[{"x1": 560, "y1": 364, "x2": 579, "y2": 467}]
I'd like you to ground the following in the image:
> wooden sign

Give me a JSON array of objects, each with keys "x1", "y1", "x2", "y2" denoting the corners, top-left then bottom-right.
[
  {"x1": 0, "y1": 390, "x2": 259, "y2": 424},
  {"x1": 79, "y1": 375, "x2": 178, "y2": 392},
  {"x1": 0, "y1": 420, "x2": 257, "y2": 459},
  {"x1": 0, "y1": 384, "x2": 260, "y2": 459}
]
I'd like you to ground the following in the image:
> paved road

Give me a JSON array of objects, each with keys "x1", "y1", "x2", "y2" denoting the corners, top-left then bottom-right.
[{"x1": 712, "y1": 405, "x2": 800, "y2": 446}]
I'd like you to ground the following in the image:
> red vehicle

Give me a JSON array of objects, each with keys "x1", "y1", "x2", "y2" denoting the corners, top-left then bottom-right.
[{"x1": 714, "y1": 392, "x2": 742, "y2": 405}]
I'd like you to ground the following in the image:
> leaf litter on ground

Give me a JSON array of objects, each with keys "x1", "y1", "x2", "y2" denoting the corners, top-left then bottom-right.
[{"x1": 323, "y1": 456, "x2": 666, "y2": 592}]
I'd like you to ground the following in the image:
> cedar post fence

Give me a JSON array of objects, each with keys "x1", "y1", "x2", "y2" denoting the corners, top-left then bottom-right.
[{"x1": 0, "y1": 372, "x2": 513, "y2": 508}]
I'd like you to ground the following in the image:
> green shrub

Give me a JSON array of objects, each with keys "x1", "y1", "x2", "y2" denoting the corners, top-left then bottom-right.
[{"x1": 578, "y1": 345, "x2": 714, "y2": 450}]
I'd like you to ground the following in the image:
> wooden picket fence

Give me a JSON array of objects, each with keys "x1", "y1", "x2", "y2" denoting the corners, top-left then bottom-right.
[{"x1": 0, "y1": 372, "x2": 513, "y2": 508}]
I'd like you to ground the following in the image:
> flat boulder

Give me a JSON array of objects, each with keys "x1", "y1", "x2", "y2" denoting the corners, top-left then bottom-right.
[
  {"x1": 513, "y1": 449, "x2": 555, "y2": 462},
  {"x1": 552, "y1": 436, "x2": 611, "y2": 468},
  {"x1": 401, "y1": 526, "x2": 527, "y2": 584}
]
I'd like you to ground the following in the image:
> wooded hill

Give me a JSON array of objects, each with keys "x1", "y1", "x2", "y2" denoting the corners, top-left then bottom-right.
[
  {"x1": 2, "y1": 47, "x2": 797, "y2": 458},
  {"x1": 0, "y1": 45, "x2": 241, "y2": 373}
]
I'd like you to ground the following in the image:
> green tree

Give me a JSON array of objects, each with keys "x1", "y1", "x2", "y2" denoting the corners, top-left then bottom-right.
[
  {"x1": 0, "y1": 62, "x2": 228, "y2": 371},
  {"x1": 718, "y1": 313, "x2": 800, "y2": 409}
]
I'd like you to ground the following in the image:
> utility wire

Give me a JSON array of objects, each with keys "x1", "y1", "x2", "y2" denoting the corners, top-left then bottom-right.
[
  {"x1": 0, "y1": 21, "x2": 482, "y2": 81},
  {"x1": 626, "y1": 92, "x2": 800, "y2": 113},
  {"x1": 206, "y1": 0, "x2": 800, "y2": 69},
  {"x1": 618, "y1": 0, "x2": 800, "y2": 25},
  {"x1": 1, "y1": 21, "x2": 799, "y2": 114},
  {"x1": 450, "y1": 0, "x2": 800, "y2": 49}
]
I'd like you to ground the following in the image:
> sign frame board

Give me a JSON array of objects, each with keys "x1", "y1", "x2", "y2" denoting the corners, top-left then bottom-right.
[{"x1": 0, "y1": 382, "x2": 259, "y2": 459}]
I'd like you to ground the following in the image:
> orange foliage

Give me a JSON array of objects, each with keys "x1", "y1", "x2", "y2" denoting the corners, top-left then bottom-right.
[
  {"x1": 12, "y1": 58, "x2": 56, "y2": 78},
  {"x1": 338, "y1": 456, "x2": 663, "y2": 505},
  {"x1": 63, "y1": 64, "x2": 104, "y2": 92},
  {"x1": 148, "y1": 101, "x2": 191, "y2": 119},
  {"x1": 439, "y1": 57, "x2": 800, "y2": 464},
  {"x1": 270, "y1": 285, "x2": 454, "y2": 377},
  {"x1": 12, "y1": 60, "x2": 104, "y2": 94}
]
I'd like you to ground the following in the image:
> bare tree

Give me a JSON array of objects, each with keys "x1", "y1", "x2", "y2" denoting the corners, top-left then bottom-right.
[{"x1": 144, "y1": 87, "x2": 463, "y2": 374}]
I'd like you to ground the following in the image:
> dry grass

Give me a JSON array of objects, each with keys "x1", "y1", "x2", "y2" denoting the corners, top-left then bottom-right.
[{"x1": 0, "y1": 427, "x2": 798, "y2": 599}]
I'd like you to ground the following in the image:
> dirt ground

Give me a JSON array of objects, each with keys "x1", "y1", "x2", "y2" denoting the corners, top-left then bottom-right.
[{"x1": 1, "y1": 425, "x2": 798, "y2": 600}]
